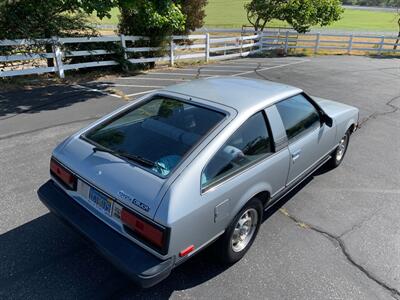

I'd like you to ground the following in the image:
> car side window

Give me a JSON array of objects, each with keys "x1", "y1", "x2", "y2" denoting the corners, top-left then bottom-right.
[
  {"x1": 275, "y1": 94, "x2": 320, "y2": 141},
  {"x1": 202, "y1": 112, "x2": 273, "y2": 190}
]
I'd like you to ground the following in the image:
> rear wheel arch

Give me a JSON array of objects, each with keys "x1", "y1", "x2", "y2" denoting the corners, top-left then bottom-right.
[
  {"x1": 229, "y1": 191, "x2": 269, "y2": 228},
  {"x1": 232, "y1": 185, "x2": 272, "y2": 219},
  {"x1": 225, "y1": 189, "x2": 270, "y2": 234}
]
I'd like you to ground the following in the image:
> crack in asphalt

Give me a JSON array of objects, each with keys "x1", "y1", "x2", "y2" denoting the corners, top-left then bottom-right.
[
  {"x1": 353, "y1": 95, "x2": 400, "y2": 129},
  {"x1": 338, "y1": 206, "x2": 384, "y2": 239},
  {"x1": 279, "y1": 208, "x2": 400, "y2": 299},
  {"x1": 196, "y1": 66, "x2": 203, "y2": 79},
  {"x1": 254, "y1": 62, "x2": 273, "y2": 81},
  {"x1": 195, "y1": 61, "x2": 273, "y2": 80}
]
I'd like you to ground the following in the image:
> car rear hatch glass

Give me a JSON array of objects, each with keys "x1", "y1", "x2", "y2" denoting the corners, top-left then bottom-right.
[{"x1": 83, "y1": 96, "x2": 226, "y2": 178}]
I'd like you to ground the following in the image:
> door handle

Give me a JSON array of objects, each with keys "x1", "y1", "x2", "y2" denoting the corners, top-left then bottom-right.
[{"x1": 291, "y1": 149, "x2": 301, "y2": 162}]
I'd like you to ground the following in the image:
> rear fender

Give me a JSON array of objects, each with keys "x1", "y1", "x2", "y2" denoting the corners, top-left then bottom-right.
[{"x1": 231, "y1": 182, "x2": 272, "y2": 220}]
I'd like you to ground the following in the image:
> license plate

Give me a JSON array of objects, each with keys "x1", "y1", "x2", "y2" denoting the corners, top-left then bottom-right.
[{"x1": 88, "y1": 187, "x2": 113, "y2": 216}]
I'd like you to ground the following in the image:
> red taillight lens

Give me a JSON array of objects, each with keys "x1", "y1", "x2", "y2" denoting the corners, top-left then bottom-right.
[
  {"x1": 50, "y1": 158, "x2": 77, "y2": 190},
  {"x1": 121, "y1": 208, "x2": 165, "y2": 248}
]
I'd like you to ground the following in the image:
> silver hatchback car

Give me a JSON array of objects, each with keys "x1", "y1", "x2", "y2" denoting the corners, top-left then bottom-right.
[{"x1": 38, "y1": 77, "x2": 359, "y2": 287}]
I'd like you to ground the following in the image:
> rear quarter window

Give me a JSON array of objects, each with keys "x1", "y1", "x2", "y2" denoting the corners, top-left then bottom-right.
[{"x1": 202, "y1": 111, "x2": 273, "y2": 190}]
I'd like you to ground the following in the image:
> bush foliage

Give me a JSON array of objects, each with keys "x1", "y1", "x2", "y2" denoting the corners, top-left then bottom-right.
[{"x1": 0, "y1": 0, "x2": 209, "y2": 72}]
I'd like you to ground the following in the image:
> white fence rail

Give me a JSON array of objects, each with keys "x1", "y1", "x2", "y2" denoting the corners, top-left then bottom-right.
[
  {"x1": 1, "y1": 31, "x2": 399, "y2": 78},
  {"x1": 260, "y1": 30, "x2": 400, "y2": 55},
  {"x1": 0, "y1": 33, "x2": 264, "y2": 78}
]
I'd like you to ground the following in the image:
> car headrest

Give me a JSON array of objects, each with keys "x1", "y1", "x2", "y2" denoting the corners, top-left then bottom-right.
[{"x1": 141, "y1": 118, "x2": 200, "y2": 146}]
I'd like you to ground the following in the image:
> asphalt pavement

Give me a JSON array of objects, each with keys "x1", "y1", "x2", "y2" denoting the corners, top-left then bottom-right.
[{"x1": 0, "y1": 55, "x2": 399, "y2": 299}]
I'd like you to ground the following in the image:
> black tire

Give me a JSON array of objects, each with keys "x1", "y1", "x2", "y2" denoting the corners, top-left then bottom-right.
[
  {"x1": 216, "y1": 198, "x2": 263, "y2": 264},
  {"x1": 328, "y1": 131, "x2": 350, "y2": 169}
]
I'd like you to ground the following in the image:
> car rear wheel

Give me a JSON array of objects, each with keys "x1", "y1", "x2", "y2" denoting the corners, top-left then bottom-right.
[
  {"x1": 329, "y1": 131, "x2": 350, "y2": 168},
  {"x1": 216, "y1": 198, "x2": 263, "y2": 264}
]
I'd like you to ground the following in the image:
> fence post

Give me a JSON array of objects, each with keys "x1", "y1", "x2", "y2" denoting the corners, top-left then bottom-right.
[
  {"x1": 240, "y1": 36, "x2": 243, "y2": 56},
  {"x1": 120, "y1": 34, "x2": 128, "y2": 60},
  {"x1": 169, "y1": 37, "x2": 174, "y2": 67},
  {"x1": 347, "y1": 34, "x2": 353, "y2": 54},
  {"x1": 52, "y1": 36, "x2": 64, "y2": 79},
  {"x1": 284, "y1": 31, "x2": 289, "y2": 54},
  {"x1": 259, "y1": 32, "x2": 263, "y2": 52},
  {"x1": 314, "y1": 33, "x2": 321, "y2": 55},
  {"x1": 378, "y1": 35, "x2": 385, "y2": 55},
  {"x1": 205, "y1": 33, "x2": 210, "y2": 62}
]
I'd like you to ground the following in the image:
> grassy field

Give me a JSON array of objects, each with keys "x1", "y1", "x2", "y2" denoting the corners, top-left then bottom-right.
[
  {"x1": 204, "y1": 0, "x2": 398, "y2": 31},
  {"x1": 93, "y1": 2, "x2": 399, "y2": 32}
]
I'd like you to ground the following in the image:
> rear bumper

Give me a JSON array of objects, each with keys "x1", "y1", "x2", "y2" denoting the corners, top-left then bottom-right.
[{"x1": 37, "y1": 180, "x2": 173, "y2": 288}]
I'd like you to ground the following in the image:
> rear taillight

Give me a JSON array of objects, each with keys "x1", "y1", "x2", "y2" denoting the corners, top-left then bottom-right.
[
  {"x1": 50, "y1": 158, "x2": 77, "y2": 190},
  {"x1": 121, "y1": 208, "x2": 165, "y2": 249}
]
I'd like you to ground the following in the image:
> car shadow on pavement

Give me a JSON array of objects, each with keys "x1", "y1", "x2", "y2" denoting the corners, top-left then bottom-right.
[
  {"x1": 0, "y1": 164, "x2": 330, "y2": 299},
  {"x1": 0, "y1": 84, "x2": 109, "y2": 119}
]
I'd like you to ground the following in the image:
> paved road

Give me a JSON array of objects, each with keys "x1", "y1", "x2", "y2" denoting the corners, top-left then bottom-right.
[{"x1": 0, "y1": 55, "x2": 399, "y2": 299}]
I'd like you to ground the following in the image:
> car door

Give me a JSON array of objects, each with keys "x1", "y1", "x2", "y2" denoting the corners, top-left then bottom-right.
[{"x1": 275, "y1": 93, "x2": 332, "y2": 186}]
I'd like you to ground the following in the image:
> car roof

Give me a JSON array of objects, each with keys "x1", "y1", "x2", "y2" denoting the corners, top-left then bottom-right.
[{"x1": 164, "y1": 77, "x2": 303, "y2": 113}]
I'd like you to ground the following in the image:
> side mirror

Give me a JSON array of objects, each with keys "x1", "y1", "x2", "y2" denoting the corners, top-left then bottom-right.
[{"x1": 321, "y1": 113, "x2": 333, "y2": 127}]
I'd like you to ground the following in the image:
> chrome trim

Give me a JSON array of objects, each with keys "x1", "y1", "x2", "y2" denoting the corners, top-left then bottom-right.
[
  {"x1": 267, "y1": 154, "x2": 332, "y2": 208},
  {"x1": 286, "y1": 144, "x2": 338, "y2": 187},
  {"x1": 271, "y1": 186, "x2": 286, "y2": 199}
]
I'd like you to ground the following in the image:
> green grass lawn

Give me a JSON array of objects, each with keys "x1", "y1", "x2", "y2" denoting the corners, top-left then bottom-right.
[
  {"x1": 93, "y1": 2, "x2": 399, "y2": 33},
  {"x1": 91, "y1": 7, "x2": 120, "y2": 26},
  {"x1": 204, "y1": 0, "x2": 398, "y2": 31}
]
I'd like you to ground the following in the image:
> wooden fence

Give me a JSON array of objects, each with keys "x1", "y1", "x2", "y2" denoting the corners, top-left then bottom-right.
[{"x1": 1, "y1": 31, "x2": 399, "y2": 78}]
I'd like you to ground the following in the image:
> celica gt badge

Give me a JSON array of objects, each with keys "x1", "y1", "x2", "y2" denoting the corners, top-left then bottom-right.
[{"x1": 118, "y1": 190, "x2": 150, "y2": 212}]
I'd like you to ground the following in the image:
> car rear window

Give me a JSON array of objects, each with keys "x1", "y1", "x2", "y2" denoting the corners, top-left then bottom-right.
[{"x1": 83, "y1": 96, "x2": 226, "y2": 177}]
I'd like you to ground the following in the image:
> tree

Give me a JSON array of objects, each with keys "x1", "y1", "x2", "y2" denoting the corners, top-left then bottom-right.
[
  {"x1": 178, "y1": 0, "x2": 208, "y2": 34},
  {"x1": 0, "y1": 0, "x2": 99, "y2": 40},
  {"x1": 117, "y1": 0, "x2": 186, "y2": 68},
  {"x1": 0, "y1": 0, "x2": 116, "y2": 66},
  {"x1": 245, "y1": 0, "x2": 344, "y2": 33},
  {"x1": 386, "y1": 0, "x2": 400, "y2": 49},
  {"x1": 118, "y1": 0, "x2": 185, "y2": 37}
]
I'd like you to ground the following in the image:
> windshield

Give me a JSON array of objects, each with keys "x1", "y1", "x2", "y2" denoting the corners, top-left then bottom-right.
[{"x1": 84, "y1": 96, "x2": 226, "y2": 177}]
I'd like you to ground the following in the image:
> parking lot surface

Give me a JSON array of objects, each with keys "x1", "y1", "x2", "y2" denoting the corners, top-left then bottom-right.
[{"x1": 0, "y1": 55, "x2": 399, "y2": 299}]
